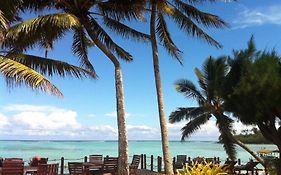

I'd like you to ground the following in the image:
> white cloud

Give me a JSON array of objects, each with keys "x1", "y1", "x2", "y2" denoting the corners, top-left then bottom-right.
[
  {"x1": 0, "y1": 104, "x2": 257, "y2": 140},
  {"x1": 233, "y1": 5, "x2": 281, "y2": 29},
  {"x1": 0, "y1": 114, "x2": 9, "y2": 128},
  {"x1": 104, "y1": 112, "x2": 131, "y2": 118}
]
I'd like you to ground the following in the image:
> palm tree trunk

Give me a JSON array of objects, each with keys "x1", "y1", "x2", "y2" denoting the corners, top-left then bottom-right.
[
  {"x1": 81, "y1": 16, "x2": 129, "y2": 175},
  {"x1": 225, "y1": 131, "x2": 265, "y2": 166},
  {"x1": 150, "y1": 4, "x2": 173, "y2": 175}
]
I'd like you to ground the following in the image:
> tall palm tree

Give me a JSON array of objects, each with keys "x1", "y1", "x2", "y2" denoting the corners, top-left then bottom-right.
[
  {"x1": 0, "y1": 0, "x2": 96, "y2": 96},
  {"x1": 169, "y1": 57, "x2": 264, "y2": 165},
  {"x1": 7, "y1": 1, "x2": 149, "y2": 174},
  {"x1": 147, "y1": 1, "x2": 226, "y2": 173}
]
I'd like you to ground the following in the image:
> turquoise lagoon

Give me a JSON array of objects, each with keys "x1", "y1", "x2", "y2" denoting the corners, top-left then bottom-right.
[{"x1": 0, "y1": 140, "x2": 276, "y2": 164}]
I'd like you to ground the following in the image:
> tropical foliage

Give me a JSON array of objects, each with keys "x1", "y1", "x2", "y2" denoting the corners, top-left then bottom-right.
[
  {"x1": 169, "y1": 57, "x2": 238, "y2": 160},
  {"x1": 177, "y1": 161, "x2": 228, "y2": 175},
  {"x1": 223, "y1": 37, "x2": 281, "y2": 174},
  {"x1": 0, "y1": 0, "x2": 96, "y2": 96}
]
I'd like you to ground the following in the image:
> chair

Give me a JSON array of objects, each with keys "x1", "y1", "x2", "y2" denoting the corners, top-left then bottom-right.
[
  {"x1": 2, "y1": 159, "x2": 24, "y2": 175},
  {"x1": 234, "y1": 161, "x2": 259, "y2": 175},
  {"x1": 101, "y1": 157, "x2": 118, "y2": 175},
  {"x1": 37, "y1": 163, "x2": 58, "y2": 175},
  {"x1": 89, "y1": 155, "x2": 103, "y2": 163},
  {"x1": 174, "y1": 155, "x2": 187, "y2": 169},
  {"x1": 68, "y1": 162, "x2": 88, "y2": 175},
  {"x1": 29, "y1": 157, "x2": 48, "y2": 167},
  {"x1": 129, "y1": 155, "x2": 140, "y2": 175},
  {"x1": 222, "y1": 160, "x2": 237, "y2": 173}
]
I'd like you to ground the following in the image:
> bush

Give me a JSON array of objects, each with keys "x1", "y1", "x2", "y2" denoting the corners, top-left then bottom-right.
[{"x1": 177, "y1": 161, "x2": 229, "y2": 175}]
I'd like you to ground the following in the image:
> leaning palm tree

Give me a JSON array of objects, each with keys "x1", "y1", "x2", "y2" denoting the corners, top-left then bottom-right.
[
  {"x1": 6, "y1": 1, "x2": 149, "y2": 174},
  {"x1": 146, "y1": 1, "x2": 226, "y2": 173},
  {"x1": 0, "y1": 0, "x2": 96, "y2": 96},
  {"x1": 169, "y1": 57, "x2": 264, "y2": 165}
]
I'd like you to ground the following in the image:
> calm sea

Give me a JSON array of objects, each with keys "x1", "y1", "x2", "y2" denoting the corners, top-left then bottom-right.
[{"x1": 0, "y1": 140, "x2": 276, "y2": 164}]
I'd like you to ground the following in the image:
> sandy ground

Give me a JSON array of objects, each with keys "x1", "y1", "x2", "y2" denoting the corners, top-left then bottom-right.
[{"x1": 137, "y1": 169, "x2": 165, "y2": 175}]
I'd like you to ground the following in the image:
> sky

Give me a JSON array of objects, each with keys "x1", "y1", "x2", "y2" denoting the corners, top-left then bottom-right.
[{"x1": 1, "y1": 0, "x2": 281, "y2": 141}]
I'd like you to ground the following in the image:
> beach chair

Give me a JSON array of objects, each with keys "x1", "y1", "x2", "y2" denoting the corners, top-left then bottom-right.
[
  {"x1": 222, "y1": 160, "x2": 237, "y2": 173},
  {"x1": 234, "y1": 161, "x2": 259, "y2": 175},
  {"x1": 1, "y1": 159, "x2": 24, "y2": 175},
  {"x1": 68, "y1": 162, "x2": 88, "y2": 175},
  {"x1": 174, "y1": 155, "x2": 187, "y2": 169},
  {"x1": 129, "y1": 155, "x2": 141, "y2": 175},
  {"x1": 29, "y1": 157, "x2": 48, "y2": 167},
  {"x1": 101, "y1": 157, "x2": 118, "y2": 175},
  {"x1": 37, "y1": 163, "x2": 58, "y2": 175},
  {"x1": 89, "y1": 155, "x2": 103, "y2": 163}
]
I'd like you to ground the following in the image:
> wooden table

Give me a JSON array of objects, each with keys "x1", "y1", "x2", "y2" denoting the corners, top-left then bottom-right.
[
  {"x1": 83, "y1": 162, "x2": 104, "y2": 175},
  {"x1": 24, "y1": 166, "x2": 37, "y2": 174}
]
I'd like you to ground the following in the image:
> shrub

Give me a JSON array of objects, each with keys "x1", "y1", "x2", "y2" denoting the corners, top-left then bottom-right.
[{"x1": 177, "y1": 161, "x2": 229, "y2": 175}]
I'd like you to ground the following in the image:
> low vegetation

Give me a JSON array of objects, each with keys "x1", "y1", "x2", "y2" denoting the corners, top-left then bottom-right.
[{"x1": 177, "y1": 162, "x2": 229, "y2": 175}]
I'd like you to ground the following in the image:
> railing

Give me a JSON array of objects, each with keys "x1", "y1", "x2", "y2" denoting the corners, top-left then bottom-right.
[{"x1": 22, "y1": 155, "x2": 245, "y2": 174}]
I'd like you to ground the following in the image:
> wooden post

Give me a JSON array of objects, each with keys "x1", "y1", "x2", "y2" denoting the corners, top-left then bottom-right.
[
  {"x1": 60, "y1": 157, "x2": 64, "y2": 175},
  {"x1": 238, "y1": 159, "x2": 241, "y2": 165},
  {"x1": 144, "y1": 154, "x2": 147, "y2": 169},
  {"x1": 172, "y1": 157, "x2": 176, "y2": 174},
  {"x1": 217, "y1": 157, "x2": 220, "y2": 164},
  {"x1": 150, "y1": 155, "x2": 154, "y2": 171},
  {"x1": 84, "y1": 156, "x2": 87, "y2": 162},
  {"x1": 157, "y1": 156, "x2": 162, "y2": 173},
  {"x1": 141, "y1": 154, "x2": 144, "y2": 169}
]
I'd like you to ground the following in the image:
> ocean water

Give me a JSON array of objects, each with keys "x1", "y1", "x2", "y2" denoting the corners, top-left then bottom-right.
[{"x1": 0, "y1": 140, "x2": 276, "y2": 165}]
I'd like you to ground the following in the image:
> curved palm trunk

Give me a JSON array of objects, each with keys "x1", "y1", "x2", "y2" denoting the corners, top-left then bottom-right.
[
  {"x1": 225, "y1": 129, "x2": 265, "y2": 166},
  {"x1": 81, "y1": 17, "x2": 129, "y2": 175},
  {"x1": 150, "y1": 4, "x2": 173, "y2": 174}
]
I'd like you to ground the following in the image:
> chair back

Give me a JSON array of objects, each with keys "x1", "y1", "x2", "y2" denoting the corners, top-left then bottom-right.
[
  {"x1": 68, "y1": 162, "x2": 87, "y2": 175},
  {"x1": 37, "y1": 163, "x2": 58, "y2": 175},
  {"x1": 176, "y1": 155, "x2": 187, "y2": 163},
  {"x1": 30, "y1": 157, "x2": 48, "y2": 167},
  {"x1": 102, "y1": 157, "x2": 118, "y2": 175},
  {"x1": 2, "y1": 159, "x2": 24, "y2": 175},
  {"x1": 245, "y1": 161, "x2": 259, "y2": 169},
  {"x1": 130, "y1": 155, "x2": 140, "y2": 167},
  {"x1": 129, "y1": 155, "x2": 140, "y2": 175},
  {"x1": 89, "y1": 155, "x2": 103, "y2": 164}
]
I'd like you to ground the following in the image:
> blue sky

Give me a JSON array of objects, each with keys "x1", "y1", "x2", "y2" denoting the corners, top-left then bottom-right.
[{"x1": 1, "y1": 0, "x2": 281, "y2": 140}]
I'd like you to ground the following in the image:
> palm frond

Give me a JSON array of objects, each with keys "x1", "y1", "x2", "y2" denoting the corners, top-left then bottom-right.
[
  {"x1": 0, "y1": 0, "x2": 22, "y2": 23},
  {"x1": 217, "y1": 115, "x2": 236, "y2": 160},
  {"x1": 103, "y1": 16, "x2": 150, "y2": 42},
  {"x1": 181, "y1": 114, "x2": 211, "y2": 141},
  {"x1": 172, "y1": 0, "x2": 227, "y2": 28},
  {"x1": 175, "y1": 79, "x2": 205, "y2": 102},
  {"x1": 72, "y1": 27, "x2": 97, "y2": 77},
  {"x1": 0, "y1": 11, "x2": 8, "y2": 30},
  {"x1": 0, "y1": 56, "x2": 63, "y2": 97},
  {"x1": 195, "y1": 67, "x2": 207, "y2": 92},
  {"x1": 4, "y1": 13, "x2": 80, "y2": 51},
  {"x1": 6, "y1": 53, "x2": 97, "y2": 78},
  {"x1": 89, "y1": 18, "x2": 133, "y2": 61},
  {"x1": 97, "y1": 0, "x2": 146, "y2": 21},
  {"x1": 156, "y1": 12, "x2": 182, "y2": 63},
  {"x1": 169, "y1": 106, "x2": 209, "y2": 123},
  {"x1": 166, "y1": 5, "x2": 222, "y2": 48}
]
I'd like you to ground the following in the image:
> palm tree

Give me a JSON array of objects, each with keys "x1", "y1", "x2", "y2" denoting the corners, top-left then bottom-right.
[
  {"x1": 169, "y1": 57, "x2": 264, "y2": 165},
  {"x1": 7, "y1": 1, "x2": 149, "y2": 174},
  {"x1": 147, "y1": 1, "x2": 226, "y2": 173},
  {"x1": 0, "y1": 0, "x2": 96, "y2": 96}
]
